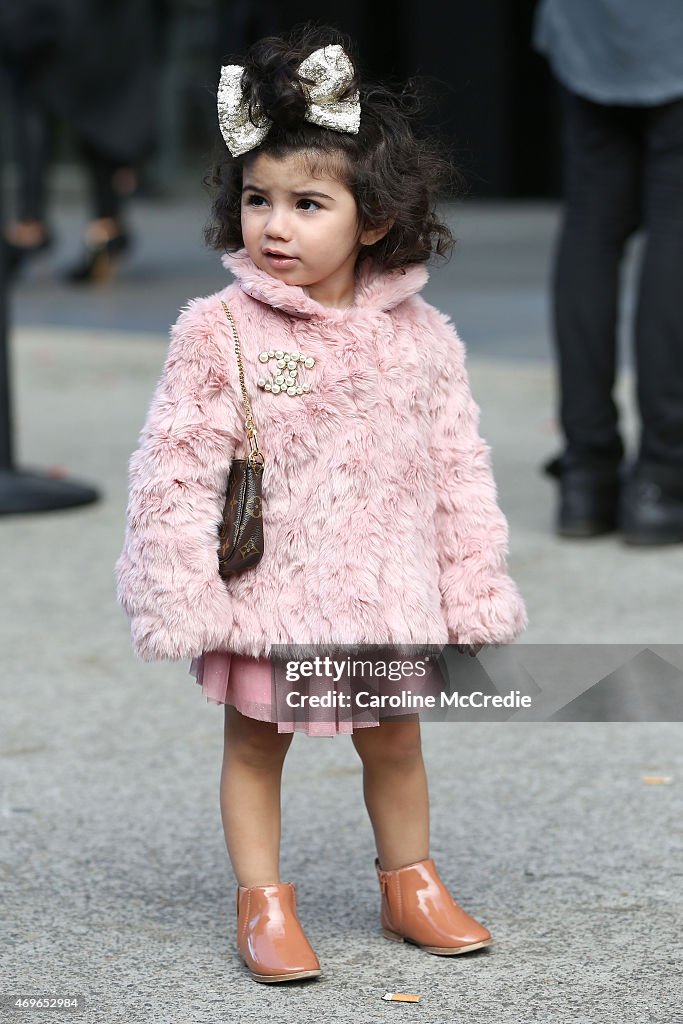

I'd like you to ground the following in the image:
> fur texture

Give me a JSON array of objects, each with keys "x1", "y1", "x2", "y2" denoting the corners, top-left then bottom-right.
[{"x1": 115, "y1": 248, "x2": 528, "y2": 660}]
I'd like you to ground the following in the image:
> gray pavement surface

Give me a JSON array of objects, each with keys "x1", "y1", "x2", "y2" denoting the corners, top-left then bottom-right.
[{"x1": 1, "y1": 193, "x2": 681, "y2": 1023}]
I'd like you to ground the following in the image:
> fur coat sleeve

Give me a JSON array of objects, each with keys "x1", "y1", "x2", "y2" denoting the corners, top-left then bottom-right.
[
  {"x1": 114, "y1": 297, "x2": 241, "y2": 660},
  {"x1": 423, "y1": 303, "x2": 528, "y2": 645}
]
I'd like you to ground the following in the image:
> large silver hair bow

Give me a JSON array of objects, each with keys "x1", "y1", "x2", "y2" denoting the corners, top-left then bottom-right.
[{"x1": 217, "y1": 44, "x2": 361, "y2": 157}]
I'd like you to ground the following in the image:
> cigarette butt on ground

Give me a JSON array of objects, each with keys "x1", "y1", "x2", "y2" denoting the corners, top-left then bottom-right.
[
  {"x1": 641, "y1": 775, "x2": 672, "y2": 784},
  {"x1": 382, "y1": 992, "x2": 421, "y2": 1002}
]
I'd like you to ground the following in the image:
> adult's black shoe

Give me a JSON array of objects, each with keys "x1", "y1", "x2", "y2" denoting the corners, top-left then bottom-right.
[
  {"x1": 542, "y1": 453, "x2": 622, "y2": 538},
  {"x1": 619, "y1": 460, "x2": 683, "y2": 546},
  {"x1": 2, "y1": 232, "x2": 54, "y2": 277}
]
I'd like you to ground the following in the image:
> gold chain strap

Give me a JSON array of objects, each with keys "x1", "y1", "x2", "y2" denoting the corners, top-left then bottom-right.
[{"x1": 221, "y1": 300, "x2": 265, "y2": 466}]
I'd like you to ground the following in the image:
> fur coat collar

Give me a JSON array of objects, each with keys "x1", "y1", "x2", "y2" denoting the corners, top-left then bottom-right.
[{"x1": 221, "y1": 247, "x2": 430, "y2": 320}]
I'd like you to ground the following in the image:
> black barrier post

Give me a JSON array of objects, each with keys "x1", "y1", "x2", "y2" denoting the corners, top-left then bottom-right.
[{"x1": 0, "y1": 92, "x2": 100, "y2": 514}]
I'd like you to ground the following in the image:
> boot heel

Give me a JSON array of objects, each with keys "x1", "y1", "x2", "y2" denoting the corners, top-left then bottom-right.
[{"x1": 382, "y1": 927, "x2": 405, "y2": 942}]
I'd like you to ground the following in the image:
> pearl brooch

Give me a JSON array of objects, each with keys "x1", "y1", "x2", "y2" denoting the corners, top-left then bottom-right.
[{"x1": 256, "y1": 348, "x2": 316, "y2": 396}]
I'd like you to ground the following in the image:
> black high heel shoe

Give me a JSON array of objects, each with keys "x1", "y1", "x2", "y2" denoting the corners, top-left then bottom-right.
[{"x1": 65, "y1": 230, "x2": 131, "y2": 284}]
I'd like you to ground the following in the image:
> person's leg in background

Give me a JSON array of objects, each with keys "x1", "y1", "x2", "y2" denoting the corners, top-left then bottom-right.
[
  {"x1": 1, "y1": 56, "x2": 54, "y2": 269},
  {"x1": 620, "y1": 95, "x2": 683, "y2": 544},
  {"x1": 65, "y1": 138, "x2": 132, "y2": 284},
  {"x1": 544, "y1": 86, "x2": 642, "y2": 536}
]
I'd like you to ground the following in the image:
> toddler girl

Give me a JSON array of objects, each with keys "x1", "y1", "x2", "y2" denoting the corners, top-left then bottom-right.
[{"x1": 115, "y1": 23, "x2": 527, "y2": 984}]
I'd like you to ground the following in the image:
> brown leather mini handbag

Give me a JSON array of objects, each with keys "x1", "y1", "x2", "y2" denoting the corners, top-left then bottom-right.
[{"x1": 217, "y1": 300, "x2": 265, "y2": 579}]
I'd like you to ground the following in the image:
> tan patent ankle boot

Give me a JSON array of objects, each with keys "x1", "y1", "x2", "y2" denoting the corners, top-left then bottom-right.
[
  {"x1": 235, "y1": 882, "x2": 322, "y2": 983},
  {"x1": 375, "y1": 856, "x2": 492, "y2": 955}
]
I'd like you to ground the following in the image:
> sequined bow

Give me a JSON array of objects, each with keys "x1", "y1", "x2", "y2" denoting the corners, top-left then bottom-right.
[{"x1": 217, "y1": 44, "x2": 361, "y2": 157}]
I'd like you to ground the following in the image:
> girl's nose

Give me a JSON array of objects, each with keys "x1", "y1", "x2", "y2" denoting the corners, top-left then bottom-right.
[{"x1": 264, "y1": 207, "x2": 291, "y2": 240}]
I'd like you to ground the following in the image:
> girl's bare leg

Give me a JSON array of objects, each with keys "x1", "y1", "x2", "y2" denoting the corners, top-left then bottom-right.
[
  {"x1": 220, "y1": 704, "x2": 294, "y2": 887},
  {"x1": 351, "y1": 715, "x2": 430, "y2": 870}
]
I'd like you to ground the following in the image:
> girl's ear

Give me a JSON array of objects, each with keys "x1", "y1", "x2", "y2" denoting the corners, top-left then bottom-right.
[{"x1": 359, "y1": 218, "x2": 394, "y2": 247}]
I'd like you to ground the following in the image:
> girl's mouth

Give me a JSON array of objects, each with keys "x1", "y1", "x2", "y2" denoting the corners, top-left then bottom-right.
[{"x1": 264, "y1": 252, "x2": 298, "y2": 267}]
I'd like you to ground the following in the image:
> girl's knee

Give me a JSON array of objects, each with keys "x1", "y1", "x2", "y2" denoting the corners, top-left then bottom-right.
[
  {"x1": 352, "y1": 717, "x2": 422, "y2": 766},
  {"x1": 224, "y1": 705, "x2": 293, "y2": 767}
]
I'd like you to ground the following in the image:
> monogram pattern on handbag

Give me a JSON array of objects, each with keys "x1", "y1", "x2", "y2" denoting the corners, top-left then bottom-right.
[{"x1": 217, "y1": 457, "x2": 264, "y2": 575}]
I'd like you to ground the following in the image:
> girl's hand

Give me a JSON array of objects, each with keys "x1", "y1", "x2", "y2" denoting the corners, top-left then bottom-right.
[{"x1": 455, "y1": 642, "x2": 485, "y2": 657}]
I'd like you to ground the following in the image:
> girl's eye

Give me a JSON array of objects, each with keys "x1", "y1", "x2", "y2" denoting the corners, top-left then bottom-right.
[{"x1": 243, "y1": 195, "x2": 320, "y2": 211}]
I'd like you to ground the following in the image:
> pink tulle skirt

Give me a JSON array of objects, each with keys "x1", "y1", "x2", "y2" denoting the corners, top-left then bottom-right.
[{"x1": 189, "y1": 650, "x2": 438, "y2": 737}]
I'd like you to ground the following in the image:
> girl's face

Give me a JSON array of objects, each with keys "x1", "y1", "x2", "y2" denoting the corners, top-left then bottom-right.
[{"x1": 240, "y1": 151, "x2": 388, "y2": 308}]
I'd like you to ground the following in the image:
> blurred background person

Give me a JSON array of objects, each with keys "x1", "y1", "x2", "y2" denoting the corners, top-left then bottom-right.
[
  {"x1": 0, "y1": 0, "x2": 165, "y2": 283},
  {"x1": 533, "y1": 0, "x2": 683, "y2": 545}
]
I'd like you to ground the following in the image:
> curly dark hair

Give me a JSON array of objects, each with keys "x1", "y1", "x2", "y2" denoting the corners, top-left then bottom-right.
[{"x1": 203, "y1": 22, "x2": 462, "y2": 269}]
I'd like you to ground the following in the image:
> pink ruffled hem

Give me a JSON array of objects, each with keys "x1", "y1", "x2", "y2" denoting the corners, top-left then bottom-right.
[{"x1": 189, "y1": 651, "x2": 431, "y2": 737}]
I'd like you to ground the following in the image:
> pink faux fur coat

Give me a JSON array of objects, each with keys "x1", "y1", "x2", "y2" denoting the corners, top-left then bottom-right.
[{"x1": 115, "y1": 247, "x2": 528, "y2": 661}]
